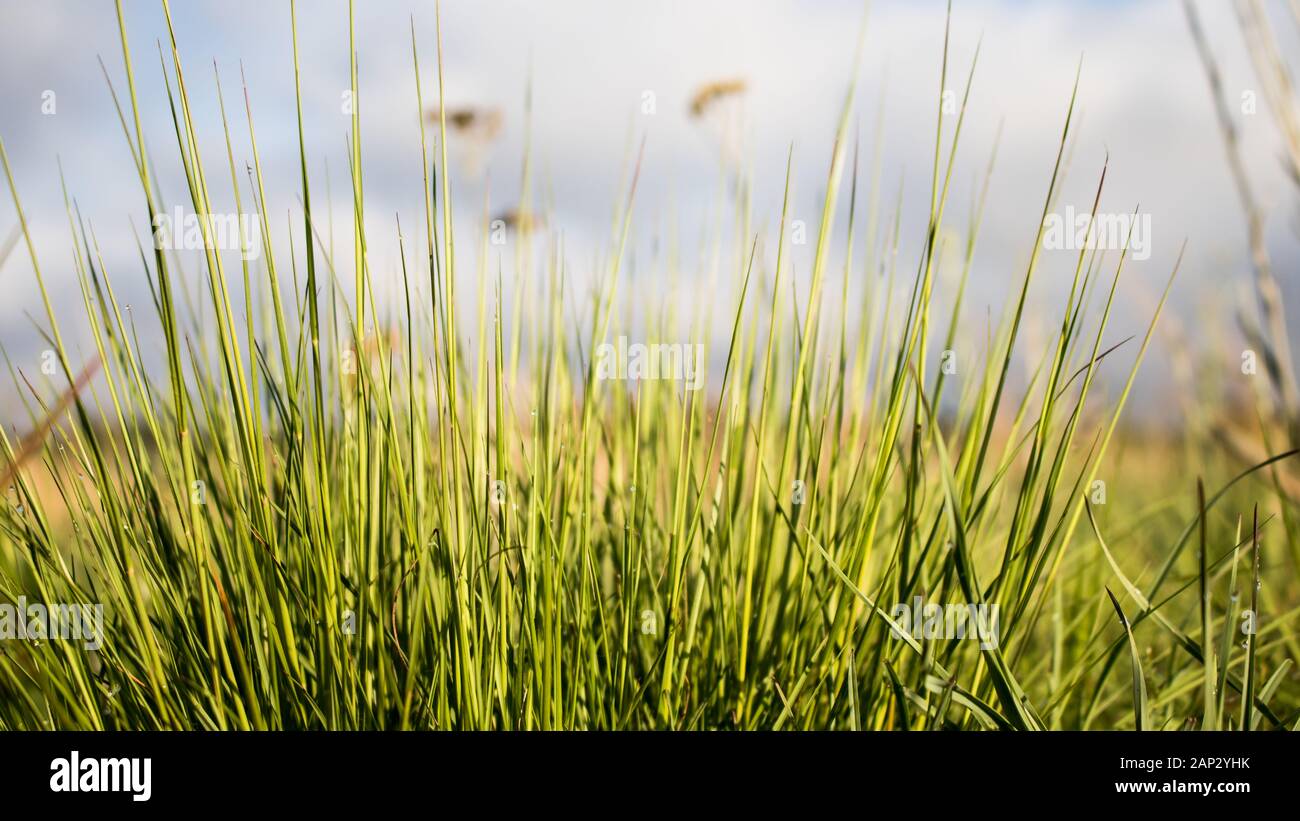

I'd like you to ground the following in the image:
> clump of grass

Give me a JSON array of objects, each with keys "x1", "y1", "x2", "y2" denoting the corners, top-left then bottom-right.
[{"x1": 0, "y1": 0, "x2": 1295, "y2": 731}]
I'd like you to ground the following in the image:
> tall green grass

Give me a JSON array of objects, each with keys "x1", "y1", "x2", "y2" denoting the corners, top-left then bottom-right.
[{"x1": 0, "y1": 0, "x2": 1296, "y2": 730}]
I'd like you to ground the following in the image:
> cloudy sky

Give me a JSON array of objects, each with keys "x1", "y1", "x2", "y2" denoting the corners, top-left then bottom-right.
[{"x1": 1, "y1": 0, "x2": 1298, "y2": 420}]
